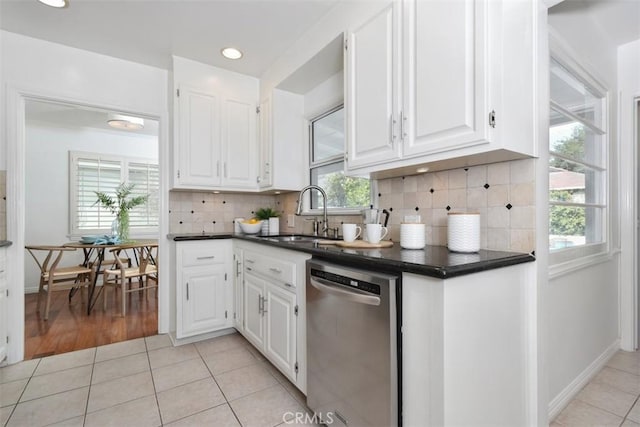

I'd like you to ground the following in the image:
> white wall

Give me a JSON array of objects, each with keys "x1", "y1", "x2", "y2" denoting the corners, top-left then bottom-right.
[
  {"x1": 260, "y1": 1, "x2": 388, "y2": 99},
  {"x1": 24, "y1": 122, "x2": 158, "y2": 292},
  {"x1": 546, "y1": 8, "x2": 622, "y2": 418},
  {"x1": 304, "y1": 70, "x2": 344, "y2": 119},
  {"x1": 618, "y1": 39, "x2": 640, "y2": 350},
  {"x1": 1, "y1": 30, "x2": 169, "y2": 363}
]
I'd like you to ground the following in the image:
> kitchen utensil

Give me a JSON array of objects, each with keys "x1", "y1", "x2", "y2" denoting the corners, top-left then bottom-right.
[
  {"x1": 362, "y1": 207, "x2": 390, "y2": 226},
  {"x1": 342, "y1": 224, "x2": 362, "y2": 243},
  {"x1": 366, "y1": 224, "x2": 388, "y2": 244},
  {"x1": 447, "y1": 212, "x2": 480, "y2": 252}
]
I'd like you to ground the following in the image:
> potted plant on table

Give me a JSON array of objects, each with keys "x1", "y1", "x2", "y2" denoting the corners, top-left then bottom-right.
[
  {"x1": 94, "y1": 182, "x2": 149, "y2": 242},
  {"x1": 255, "y1": 207, "x2": 280, "y2": 235}
]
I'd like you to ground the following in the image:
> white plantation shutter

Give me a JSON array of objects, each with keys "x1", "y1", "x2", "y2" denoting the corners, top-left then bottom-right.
[
  {"x1": 128, "y1": 162, "x2": 159, "y2": 228},
  {"x1": 70, "y1": 152, "x2": 159, "y2": 236}
]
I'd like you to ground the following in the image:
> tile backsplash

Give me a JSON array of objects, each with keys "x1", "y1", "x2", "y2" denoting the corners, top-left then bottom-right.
[
  {"x1": 374, "y1": 159, "x2": 536, "y2": 253},
  {"x1": 169, "y1": 192, "x2": 279, "y2": 235},
  {"x1": 169, "y1": 158, "x2": 536, "y2": 253}
]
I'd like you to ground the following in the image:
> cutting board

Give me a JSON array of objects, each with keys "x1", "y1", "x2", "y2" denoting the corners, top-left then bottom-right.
[{"x1": 317, "y1": 239, "x2": 394, "y2": 248}]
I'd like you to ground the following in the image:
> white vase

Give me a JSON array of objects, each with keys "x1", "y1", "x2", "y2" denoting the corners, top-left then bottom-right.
[
  {"x1": 268, "y1": 217, "x2": 280, "y2": 235},
  {"x1": 260, "y1": 220, "x2": 269, "y2": 235}
]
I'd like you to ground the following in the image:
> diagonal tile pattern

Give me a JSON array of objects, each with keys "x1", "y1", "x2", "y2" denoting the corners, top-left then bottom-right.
[{"x1": 0, "y1": 333, "x2": 317, "y2": 426}]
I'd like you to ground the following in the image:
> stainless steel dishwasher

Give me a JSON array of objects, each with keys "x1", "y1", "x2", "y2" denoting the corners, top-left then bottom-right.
[{"x1": 306, "y1": 258, "x2": 399, "y2": 427}]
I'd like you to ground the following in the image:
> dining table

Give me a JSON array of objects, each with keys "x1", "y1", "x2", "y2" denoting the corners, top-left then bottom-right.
[{"x1": 63, "y1": 239, "x2": 158, "y2": 314}]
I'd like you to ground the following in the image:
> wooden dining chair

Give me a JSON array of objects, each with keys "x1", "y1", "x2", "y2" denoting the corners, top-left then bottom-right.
[
  {"x1": 25, "y1": 245, "x2": 95, "y2": 321},
  {"x1": 103, "y1": 245, "x2": 158, "y2": 316}
]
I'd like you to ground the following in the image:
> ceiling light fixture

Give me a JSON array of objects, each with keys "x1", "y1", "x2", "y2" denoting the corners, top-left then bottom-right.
[
  {"x1": 37, "y1": 0, "x2": 68, "y2": 8},
  {"x1": 221, "y1": 47, "x2": 243, "y2": 60},
  {"x1": 107, "y1": 114, "x2": 144, "y2": 130},
  {"x1": 416, "y1": 167, "x2": 429, "y2": 173}
]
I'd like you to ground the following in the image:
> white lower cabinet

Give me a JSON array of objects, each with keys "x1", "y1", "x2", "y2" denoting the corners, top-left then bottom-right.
[
  {"x1": 176, "y1": 240, "x2": 233, "y2": 339},
  {"x1": 235, "y1": 241, "x2": 310, "y2": 392},
  {"x1": 243, "y1": 272, "x2": 266, "y2": 348},
  {"x1": 0, "y1": 248, "x2": 7, "y2": 363},
  {"x1": 244, "y1": 271, "x2": 297, "y2": 380},
  {"x1": 233, "y1": 248, "x2": 244, "y2": 333}
]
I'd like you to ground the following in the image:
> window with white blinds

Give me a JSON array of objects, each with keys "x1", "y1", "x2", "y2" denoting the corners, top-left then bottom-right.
[{"x1": 70, "y1": 151, "x2": 159, "y2": 236}]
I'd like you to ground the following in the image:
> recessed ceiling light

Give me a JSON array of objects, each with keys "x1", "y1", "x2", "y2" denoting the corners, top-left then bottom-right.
[
  {"x1": 107, "y1": 114, "x2": 144, "y2": 130},
  {"x1": 221, "y1": 47, "x2": 243, "y2": 60},
  {"x1": 37, "y1": 0, "x2": 68, "y2": 8},
  {"x1": 416, "y1": 167, "x2": 429, "y2": 173}
]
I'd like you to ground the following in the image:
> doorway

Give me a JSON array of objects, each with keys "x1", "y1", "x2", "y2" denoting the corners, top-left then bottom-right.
[
  {"x1": 23, "y1": 99, "x2": 160, "y2": 359},
  {"x1": 637, "y1": 99, "x2": 640, "y2": 348}
]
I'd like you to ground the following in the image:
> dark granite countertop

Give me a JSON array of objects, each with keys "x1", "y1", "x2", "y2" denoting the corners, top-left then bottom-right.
[
  {"x1": 168, "y1": 232, "x2": 232, "y2": 241},
  {"x1": 0, "y1": 240, "x2": 12, "y2": 248},
  {"x1": 169, "y1": 232, "x2": 534, "y2": 279}
]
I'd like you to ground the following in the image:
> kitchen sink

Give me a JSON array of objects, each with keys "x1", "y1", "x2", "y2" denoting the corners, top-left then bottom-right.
[
  {"x1": 258, "y1": 234, "x2": 345, "y2": 244},
  {"x1": 258, "y1": 234, "x2": 320, "y2": 243}
]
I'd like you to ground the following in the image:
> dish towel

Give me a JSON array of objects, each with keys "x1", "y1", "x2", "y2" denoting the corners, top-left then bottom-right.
[{"x1": 92, "y1": 235, "x2": 122, "y2": 245}]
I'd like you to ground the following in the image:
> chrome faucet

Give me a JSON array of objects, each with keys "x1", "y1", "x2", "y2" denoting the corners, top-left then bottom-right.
[{"x1": 295, "y1": 185, "x2": 329, "y2": 237}]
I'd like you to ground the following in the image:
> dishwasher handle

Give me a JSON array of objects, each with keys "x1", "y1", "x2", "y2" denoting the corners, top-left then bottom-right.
[{"x1": 309, "y1": 276, "x2": 380, "y2": 306}]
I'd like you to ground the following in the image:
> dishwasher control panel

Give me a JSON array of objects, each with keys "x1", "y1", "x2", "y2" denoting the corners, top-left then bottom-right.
[{"x1": 310, "y1": 268, "x2": 381, "y2": 295}]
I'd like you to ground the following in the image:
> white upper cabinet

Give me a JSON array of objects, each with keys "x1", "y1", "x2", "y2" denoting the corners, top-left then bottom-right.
[
  {"x1": 402, "y1": 0, "x2": 490, "y2": 156},
  {"x1": 172, "y1": 56, "x2": 260, "y2": 191},
  {"x1": 346, "y1": 1, "x2": 402, "y2": 168},
  {"x1": 258, "y1": 89, "x2": 306, "y2": 191},
  {"x1": 346, "y1": 0, "x2": 536, "y2": 175},
  {"x1": 177, "y1": 88, "x2": 222, "y2": 187},
  {"x1": 223, "y1": 98, "x2": 258, "y2": 188},
  {"x1": 258, "y1": 97, "x2": 273, "y2": 188}
]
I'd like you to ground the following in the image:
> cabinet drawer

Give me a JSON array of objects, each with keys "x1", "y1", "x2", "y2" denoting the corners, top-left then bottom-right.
[
  {"x1": 180, "y1": 245, "x2": 227, "y2": 267},
  {"x1": 244, "y1": 252, "x2": 296, "y2": 287}
]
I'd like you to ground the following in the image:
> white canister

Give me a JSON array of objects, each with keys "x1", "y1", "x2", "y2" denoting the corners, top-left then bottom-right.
[
  {"x1": 268, "y1": 217, "x2": 280, "y2": 235},
  {"x1": 234, "y1": 218, "x2": 245, "y2": 234},
  {"x1": 400, "y1": 223, "x2": 426, "y2": 249},
  {"x1": 447, "y1": 213, "x2": 480, "y2": 253}
]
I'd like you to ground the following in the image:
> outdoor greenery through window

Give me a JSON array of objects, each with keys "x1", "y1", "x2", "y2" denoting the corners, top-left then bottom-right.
[
  {"x1": 549, "y1": 57, "x2": 607, "y2": 254},
  {"x1": 69, "y1": 151, "x2": 159, "y2": 236},
  {"x1": 310, "y1": 105, "x2": 370, "y2": 209}
]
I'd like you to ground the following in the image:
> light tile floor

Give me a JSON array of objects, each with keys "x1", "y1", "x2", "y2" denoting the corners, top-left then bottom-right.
[
  {"x1": 553, "y1": 350, "x2": 640, "y2": 427},
  {"x1": 0, "y1": 333, "x2": 315, "y2": 427},
  {"x1": 4, "y1": 335, "x2": 638, "y2": 427}
]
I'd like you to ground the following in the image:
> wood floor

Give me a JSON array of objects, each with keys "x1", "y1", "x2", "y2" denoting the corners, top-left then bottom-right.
[{"x1": 24, "y1": 286, "x2": 158, "y2": 360}]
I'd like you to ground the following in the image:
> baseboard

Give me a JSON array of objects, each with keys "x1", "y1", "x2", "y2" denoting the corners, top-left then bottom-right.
[
  {"x1": 169, "y1": 327, "x2": 237, "y2": 347},
  {"x1": 548, "y1": 339, "x2": 620, "y2": 421}
]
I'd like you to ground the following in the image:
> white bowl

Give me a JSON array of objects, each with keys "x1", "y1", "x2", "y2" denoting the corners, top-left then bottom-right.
[{"x1": 239, "y1": 221, "x2": 262, "y2": 234}]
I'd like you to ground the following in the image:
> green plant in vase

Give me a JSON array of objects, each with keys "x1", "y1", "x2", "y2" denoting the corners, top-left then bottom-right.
[
  {"x1": 255, "y1": 207, "x2": 280, "y2": 235},
  {"x1": 94, "y1": 182, "x2": 148, "y2": 242},
  {"x1": 255, "y1": 207, "x2": 280, "y2": 220}
]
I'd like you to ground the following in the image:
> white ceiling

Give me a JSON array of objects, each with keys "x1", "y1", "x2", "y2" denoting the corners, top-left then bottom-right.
[
  {"x1": 26, "y1": 99, "x2": 160, "y2": 136},
  {"x1": 0, "y1": 0, "x2": 339, "y2": 77},
  {"x1": 550, "y1": 0, "x2": 640, "y2": 47}
]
